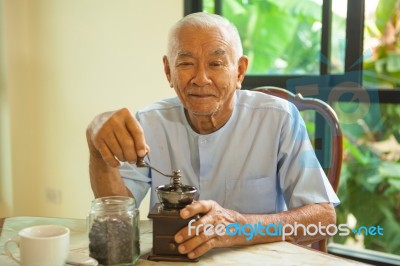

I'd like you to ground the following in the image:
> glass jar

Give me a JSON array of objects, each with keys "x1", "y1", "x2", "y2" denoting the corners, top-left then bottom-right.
[{"x1": 88, "y1": 196, "x2": 140, "y2": 266}]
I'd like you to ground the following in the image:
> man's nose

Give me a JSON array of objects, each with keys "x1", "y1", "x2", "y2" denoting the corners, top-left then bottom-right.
[{"x1": 191, "y1": 65, "x2": 212, "y2": 87}]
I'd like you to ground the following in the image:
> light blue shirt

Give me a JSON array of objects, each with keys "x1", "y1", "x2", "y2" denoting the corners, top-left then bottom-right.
[{"x1": 120, "y1": 90, "x2": 339, "y2": 214}]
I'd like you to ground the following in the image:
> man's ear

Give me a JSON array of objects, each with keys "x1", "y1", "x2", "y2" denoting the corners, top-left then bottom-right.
[
  {"x1": 163, "y1": 56, "x2": 173, "y2": 88},
  {"x1": 236, "y1": 56, "x2": 249, "y2": 90}
]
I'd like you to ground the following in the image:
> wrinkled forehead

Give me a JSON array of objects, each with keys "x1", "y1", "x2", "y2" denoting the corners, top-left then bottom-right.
[{"x1": 168, "y1": 25, "x2": 238, "y2": 59}]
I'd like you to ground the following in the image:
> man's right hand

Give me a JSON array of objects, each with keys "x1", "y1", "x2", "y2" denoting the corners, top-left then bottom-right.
[{"x1": 86, "y1": 108, "x2": 149, "y2": 168}]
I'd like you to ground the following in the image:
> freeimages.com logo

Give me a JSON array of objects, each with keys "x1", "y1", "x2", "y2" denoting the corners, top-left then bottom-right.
[{"x1": 187, "y1": 219, "x2": 384, "y2": 241}]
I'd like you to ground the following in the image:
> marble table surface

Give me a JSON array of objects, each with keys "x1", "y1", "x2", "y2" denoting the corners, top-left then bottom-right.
[{"x1": 0, "y1": 216, "x2": 369, "y2": 266}]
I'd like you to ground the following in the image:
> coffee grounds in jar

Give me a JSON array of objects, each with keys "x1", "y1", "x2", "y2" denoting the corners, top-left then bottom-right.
[{"x1": 89, "y1": 216, "x2": 134, "y2": 265}]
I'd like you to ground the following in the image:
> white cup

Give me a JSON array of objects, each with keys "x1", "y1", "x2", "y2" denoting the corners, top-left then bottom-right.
[{"x1": 4, "y1": 224, "x2": 70, "y2": 266}]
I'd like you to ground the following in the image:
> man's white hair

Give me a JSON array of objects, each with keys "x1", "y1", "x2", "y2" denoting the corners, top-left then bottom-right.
[{"x1": 167, "y1": 12, "x2": 243, "y2": 61}]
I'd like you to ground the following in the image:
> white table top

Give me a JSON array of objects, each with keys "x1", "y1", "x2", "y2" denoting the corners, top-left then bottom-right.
[{"x1": 0, "y1": 216, "x2": 368, "y2": 266}]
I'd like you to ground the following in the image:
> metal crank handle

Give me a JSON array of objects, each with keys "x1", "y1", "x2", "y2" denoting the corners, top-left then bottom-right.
[{"x1": 136, "y1": 157, "x2": 176, "y2": 178}]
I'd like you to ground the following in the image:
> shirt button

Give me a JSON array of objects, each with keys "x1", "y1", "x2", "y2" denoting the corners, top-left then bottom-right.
[{"x1": 200, "y1": 139, "x2": 208, "y2": 144}]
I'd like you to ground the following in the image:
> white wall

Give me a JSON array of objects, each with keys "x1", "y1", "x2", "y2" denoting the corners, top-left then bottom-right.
[
  {"x1": 0, "y1": 0, "x2": 182, "y2": 219},
  {"x1": 0, "y1": 0, "x2": 13, "y2": 217}
]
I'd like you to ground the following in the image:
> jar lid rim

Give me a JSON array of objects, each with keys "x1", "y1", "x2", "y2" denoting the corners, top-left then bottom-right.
[{"x1": 91, "y1": 196, "x2": 136, "y2": 206}]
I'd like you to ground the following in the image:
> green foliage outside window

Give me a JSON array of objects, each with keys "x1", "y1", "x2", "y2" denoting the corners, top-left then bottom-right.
[
  {"x1": 364, "y1": 0, "x2": 400, "y2": 88},
  {"x1": 337, "y1": 1, "x2": 400, "y2": 255},
  {"x1": 205, "y1": 0, "x2": 323, "y2": 74}
]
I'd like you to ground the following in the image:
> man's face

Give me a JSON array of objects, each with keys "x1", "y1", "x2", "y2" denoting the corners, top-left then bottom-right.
[{"x1": 164, "y1": 26, "x2": 247, "y2": 118}]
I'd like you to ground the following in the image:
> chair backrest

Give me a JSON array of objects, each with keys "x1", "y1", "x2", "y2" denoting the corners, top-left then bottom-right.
[
  {"x1": 252, "y1": 86, "x2": 343, "y2": 252},
  {"x1": 252, "y1": 86, "x2": 343, "y2": 191}
]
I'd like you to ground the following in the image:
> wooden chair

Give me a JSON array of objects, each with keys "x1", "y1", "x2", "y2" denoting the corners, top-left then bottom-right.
[{"x1": 252, "y1": 86, "x2": 343, "y2": 252}]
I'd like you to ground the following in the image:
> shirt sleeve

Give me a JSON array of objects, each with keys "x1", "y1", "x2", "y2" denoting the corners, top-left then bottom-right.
[
  {"x1": 119, "y1": 162, "x2": 151, "y2": 208},
  {"x1": 277, "y1": 103, "x2": 340, "y2": 209}
]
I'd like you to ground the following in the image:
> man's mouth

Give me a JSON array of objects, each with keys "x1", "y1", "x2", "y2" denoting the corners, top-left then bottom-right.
[
  {"x1": 188, "y1": 92, "x2": 216, "y2": 98},
  {"x1": 190, "y1": 94, "x2": 213, "y2": 98}
]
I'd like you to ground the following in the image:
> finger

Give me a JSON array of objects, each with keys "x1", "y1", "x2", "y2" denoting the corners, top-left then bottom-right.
[
  {"x1": 180, "y1": 200, "x2": 214, "y2": 219},
  {"x1": 104, "y1": 132, "x2": 125, "y2": 162},
  {"x1": 175, "y1": 216, "x2": 206, "y2": 243},
  {"x1": 175, "y1": 212, "x2": 216, "y2": 243},
  {"x1": 187, "y1": 238, "x2": 218, "y2": 259},
  {"x1": 125, "y1": 116, "x2": 148, "y2": 157},
  {"x1": 113, "y1": 127, "x2": 136, "y2": 163},
  {"x1": 97, "y1": 143, "x2": 120, "y2": 168},
  {"x1": 145, "y1": 143, "x2": 151, "y2": 153},
  {"x1": 177, "y1": 231, "x2": 216, "y2": 255}
]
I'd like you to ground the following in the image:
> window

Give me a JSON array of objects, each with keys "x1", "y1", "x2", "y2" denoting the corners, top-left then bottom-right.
[{"x1": 185, "y1": 0, "x2": 400, "y2": 263}]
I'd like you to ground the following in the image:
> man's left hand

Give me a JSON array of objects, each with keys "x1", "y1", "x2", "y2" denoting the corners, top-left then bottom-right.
[{"x1": 174, "y1": 200, "x2": 247, "y2": 259}]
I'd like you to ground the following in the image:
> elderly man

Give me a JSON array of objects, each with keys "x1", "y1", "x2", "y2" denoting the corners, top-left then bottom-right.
[{"x1": 87, "y1": 12, "x2": 339, "y2": 259}]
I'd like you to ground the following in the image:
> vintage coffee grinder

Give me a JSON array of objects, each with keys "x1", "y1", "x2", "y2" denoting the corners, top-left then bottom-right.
[{"x1": 137, "y1": 158, "x2": 199, "y2": 262}]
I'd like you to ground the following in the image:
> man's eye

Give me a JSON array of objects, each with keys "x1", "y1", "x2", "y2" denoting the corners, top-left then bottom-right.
[
  {"x1": 210, "y1": 61, "x2": 224, "y2": 67},
  {"x1": 177, "y1": 62, "x2": 194, "y2": 67}
]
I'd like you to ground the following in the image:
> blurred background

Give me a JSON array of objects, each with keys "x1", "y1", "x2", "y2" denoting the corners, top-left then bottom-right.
[{"x1": 0, "y1": 0, "x2": 183, "y2": 219}]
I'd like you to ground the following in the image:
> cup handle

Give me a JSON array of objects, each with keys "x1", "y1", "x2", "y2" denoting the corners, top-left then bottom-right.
[{"x1": 4, "y1": 239, "x2": 21, "y2": 264}]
